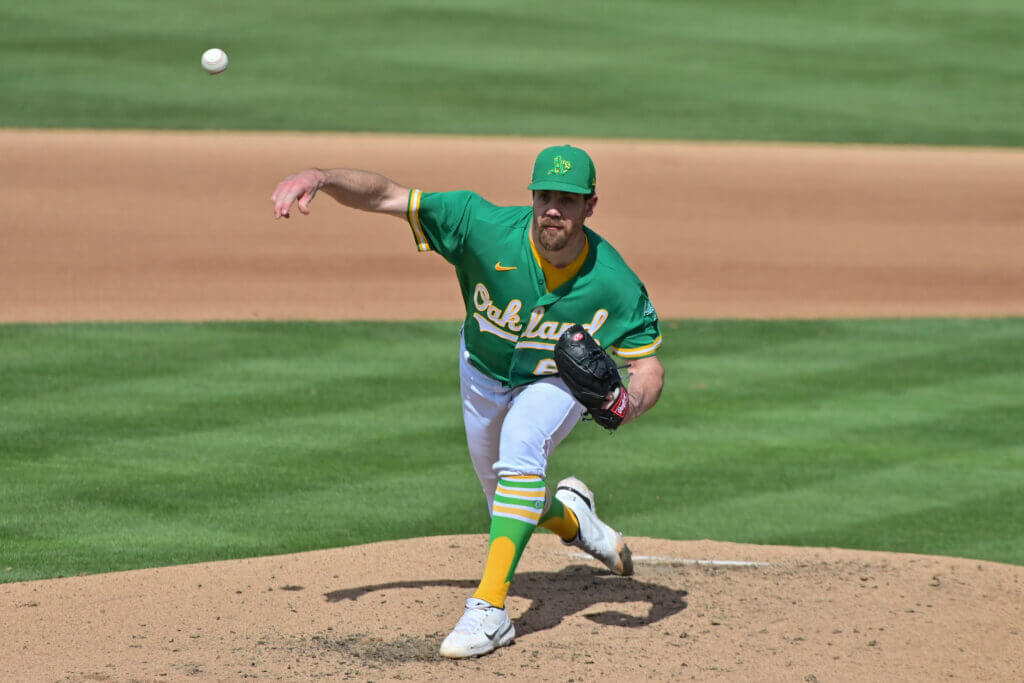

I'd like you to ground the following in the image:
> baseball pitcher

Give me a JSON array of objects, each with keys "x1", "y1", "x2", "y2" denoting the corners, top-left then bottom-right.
[{"x1": 271, "y1": 145, "x2": 665, "y2": 658}]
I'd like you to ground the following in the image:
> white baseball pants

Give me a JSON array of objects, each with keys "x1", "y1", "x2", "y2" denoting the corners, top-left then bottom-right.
[{"x1": 459, "y1": 335, "x2": 585, "y2": 512}]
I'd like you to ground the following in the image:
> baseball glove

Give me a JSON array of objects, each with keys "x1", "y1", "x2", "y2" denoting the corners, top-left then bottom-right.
[{"x1": 554, "y1": 324, "x2": 629, "y2": 430}]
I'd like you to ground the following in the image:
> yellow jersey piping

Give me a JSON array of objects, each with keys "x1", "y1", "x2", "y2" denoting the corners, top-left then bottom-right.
[
  {"x1": 407, "y1": 189, "x2": 431, "y2": 252},
  {"x1": 609, "y1": 335, "x2": 663, "y2": 358}
]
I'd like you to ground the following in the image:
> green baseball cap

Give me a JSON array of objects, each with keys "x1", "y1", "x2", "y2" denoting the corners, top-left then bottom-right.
[{"x1": 527, "y1": 145, "x2": 596, "y2": 194}]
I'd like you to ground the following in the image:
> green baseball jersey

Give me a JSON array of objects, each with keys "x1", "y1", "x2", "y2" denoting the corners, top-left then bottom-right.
[{"x1": 407, "y1": 189, "x2": 662, "y2": 387}]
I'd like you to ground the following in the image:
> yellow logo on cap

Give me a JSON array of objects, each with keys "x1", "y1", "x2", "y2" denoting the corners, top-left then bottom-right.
[{"x1": 547, "y1": 156, "x2": 572, "y2": 176}]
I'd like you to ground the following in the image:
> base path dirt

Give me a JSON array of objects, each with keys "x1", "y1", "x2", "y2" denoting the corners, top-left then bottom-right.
[
  {"x1": 2, "y1": 130, "x2": 1023, "y2": 680},
  {"x1": 2, "y1": 129, "x2": 1024, "y2": 321}
]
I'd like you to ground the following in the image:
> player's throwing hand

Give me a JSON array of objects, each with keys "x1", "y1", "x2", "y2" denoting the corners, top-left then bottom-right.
[{"x1": 271, "y1": 169, "x2": 327, "y2": 219}]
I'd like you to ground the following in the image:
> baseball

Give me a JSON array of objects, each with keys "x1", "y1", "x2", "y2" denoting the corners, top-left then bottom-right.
[{"x1": 201, "y1": 48, "x2": 228, "y2": 75}]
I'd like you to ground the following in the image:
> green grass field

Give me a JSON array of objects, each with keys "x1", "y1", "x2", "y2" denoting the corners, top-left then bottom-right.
[
  {"x1": 2, "y1": 0, "x2": 1021, "y2": 583},
  {"x1": 3, "y1": 319, "x2": 1022, "y2": 582},
  {"x1": 2, "y1": 0, "x2": 1023, "y2": 145}
]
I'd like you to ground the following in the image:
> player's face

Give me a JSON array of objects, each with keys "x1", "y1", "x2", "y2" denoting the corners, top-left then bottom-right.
[{"x1": 531, "y1": 190, "x2": 597, "y2": 253}]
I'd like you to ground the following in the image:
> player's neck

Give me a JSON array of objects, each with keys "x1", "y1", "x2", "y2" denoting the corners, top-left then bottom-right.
[{"x1": 532, "y1": 229, "x2": 587, "y2": 268}]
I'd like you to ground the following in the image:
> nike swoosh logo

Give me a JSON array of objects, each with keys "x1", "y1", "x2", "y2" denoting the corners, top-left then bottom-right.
[
  {"x1": 484, "y1": 623, "x2": 509, "y2": 640},
  {"x1": 494, "y1": 262, "x2": 517, "y2": 271}
]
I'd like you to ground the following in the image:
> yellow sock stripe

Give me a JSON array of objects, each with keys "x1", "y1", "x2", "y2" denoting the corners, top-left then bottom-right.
[
  {"x1": 492, "y1": 503, "x2": 542, "y2": 524},
  {"x1": 495, "y1": 484, "x2": 546, "y2": 499}
]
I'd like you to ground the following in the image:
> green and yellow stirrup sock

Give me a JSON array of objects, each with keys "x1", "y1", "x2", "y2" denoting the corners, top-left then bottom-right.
[
  {"x1": 539, "y1": 492, "x2": 580, "y2": 542},
  {"x1": 472, "y1": 475, "x2": 546, "y2": 608}
]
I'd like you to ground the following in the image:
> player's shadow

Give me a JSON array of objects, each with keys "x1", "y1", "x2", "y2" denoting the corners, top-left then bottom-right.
[{"x1": 325, "y1": 564, "x2": 687, "y2": 637}]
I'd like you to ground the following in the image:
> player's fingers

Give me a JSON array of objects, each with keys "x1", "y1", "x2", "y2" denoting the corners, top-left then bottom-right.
[
  {"x1": 601, "y1": 387, "x2": 621, "y2": 410},
  {"x1": 271, "y1": 179, "x2": 296, "y2": 218},
  {"x1": 270, "y1": 176, "x2": 297, "y2": 202},
  {"x1": 270, "y1": 181, "x2": 284, "y2": 203},
  {"x1": 297, "y1": 187, "x2": 317, "y2": 214},
  {"x1": 278, "y1": 191, "x2": 304, "y2": 218},
  {"x1": 275, "y1": 183, "x2": 309, "y2": 219},
  {"x1": 272, "y1": 171, "x2": 321, "y2": 219},
  {"x1": 273, "y1": 192, "x2": 293, "y2": 219}
]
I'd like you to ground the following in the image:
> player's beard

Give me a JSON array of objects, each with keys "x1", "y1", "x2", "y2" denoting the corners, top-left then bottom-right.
[{"x1": 534, "y1": 218, "x2": 576, "y2": 252}]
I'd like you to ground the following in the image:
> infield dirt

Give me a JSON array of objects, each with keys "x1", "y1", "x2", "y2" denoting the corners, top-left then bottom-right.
[
  {"x1": 3, "y1": 130, "x2": 1024, "y2": 321},
  {"x1": 1, "y1": 130, "x2": 1023, "y2": 681}
]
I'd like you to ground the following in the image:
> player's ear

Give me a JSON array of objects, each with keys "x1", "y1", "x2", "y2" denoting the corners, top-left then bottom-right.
[{"x1": 585, "y1": 194, "x2": 598, "y2": 218}]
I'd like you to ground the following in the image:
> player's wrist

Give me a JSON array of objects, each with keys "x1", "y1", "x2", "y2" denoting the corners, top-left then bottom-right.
[
  {"x1": 311, "y1": 168, "x2": 330, "y2": 189},
  {"x1": 608, "y1": 386, "x2": 629, "y2": 422}
]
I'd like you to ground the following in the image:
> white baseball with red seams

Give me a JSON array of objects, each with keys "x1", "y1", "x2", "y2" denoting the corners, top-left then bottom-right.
[{"x1": 201, "y1": 48, "x2": 228, "y2": 74}]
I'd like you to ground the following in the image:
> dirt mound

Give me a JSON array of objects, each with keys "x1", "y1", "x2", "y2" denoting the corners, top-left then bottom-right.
[{"x1": 2, "y1": 535, "x2": 1021, "y2": 681}]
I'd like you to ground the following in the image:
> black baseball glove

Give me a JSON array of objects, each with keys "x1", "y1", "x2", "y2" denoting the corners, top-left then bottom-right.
[{"x1": 554, "y1": 324, "x2": 629, "y2": 430}]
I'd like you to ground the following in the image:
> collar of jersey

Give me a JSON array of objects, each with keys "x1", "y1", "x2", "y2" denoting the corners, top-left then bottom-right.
[{"x1": 528, "y1": 228, "x2": 591, "y2": 293}]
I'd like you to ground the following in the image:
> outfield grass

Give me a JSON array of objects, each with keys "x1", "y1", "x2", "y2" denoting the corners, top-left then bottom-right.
[
  {"x1": 2, "y1": 319, "x2": 1022, "y2": 582},
  {"x1": 2, "y1": 0, "x2": 1023, "y2": 145}
]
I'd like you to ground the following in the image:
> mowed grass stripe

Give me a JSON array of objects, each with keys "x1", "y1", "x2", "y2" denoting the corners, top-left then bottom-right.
[
  {"x1": 669, "y1": 377, "x2": 1024, "y2": 456},
  {"x1": 2, "y1": 319, "x2": 1023, "y2": 582},
  {"x1": 794, "y1": 486, "x2": 1024, "y2": 565},
  {"x1": 1, "y1": 1, "x2": 1023, "y2": 144},
  {"x1": 642, "y1": 448, "x2": 1022, "y2": 540},
  {"x1": 3, "y1": 420, "x2": 481, "y2": 578},
  {"x1": 1, "y1": 322, "x2": 463, "y2": 459},
  {"x1": 10, "y1": 459, "x2": 480, "y2": 579}
]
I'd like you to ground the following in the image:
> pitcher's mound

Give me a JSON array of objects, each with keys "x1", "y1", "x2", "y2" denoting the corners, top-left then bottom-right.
[{"x1": 2, "y1": 534, "x2": 1021, "y2": 681}]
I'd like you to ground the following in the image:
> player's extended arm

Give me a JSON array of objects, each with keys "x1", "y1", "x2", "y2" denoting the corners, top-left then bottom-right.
[
  {"x1": 618, "y1": 355, "x2": 665, "y2": 425},
  {"x1": 271, "y1": 168, "x2": 411, "y2": 219}
]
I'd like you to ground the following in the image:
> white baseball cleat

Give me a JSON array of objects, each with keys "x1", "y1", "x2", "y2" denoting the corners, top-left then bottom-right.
[
  {"x1": 439, "y1": 597, "x2": 515, "y2": 659},
  {"x1": 555, "y1": 476, "x2": 634, "y2": 576}
]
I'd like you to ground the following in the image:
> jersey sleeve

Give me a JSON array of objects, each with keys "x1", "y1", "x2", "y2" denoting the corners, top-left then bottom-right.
[
  {"x1": 406, "y1": 189, "x2": 478, "y2": 263},
  {"x1": 608, "y1": 287, "x2": 663, "y2": 359}
]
